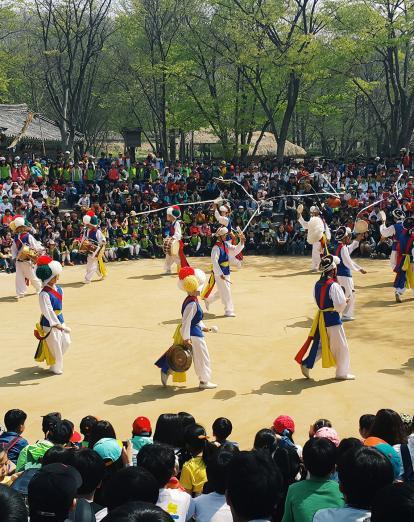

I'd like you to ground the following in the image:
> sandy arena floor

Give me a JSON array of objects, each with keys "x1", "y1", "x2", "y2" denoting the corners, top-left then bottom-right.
[{"x1": 0, "y1": 256, "x2": 412, "y2": 447}]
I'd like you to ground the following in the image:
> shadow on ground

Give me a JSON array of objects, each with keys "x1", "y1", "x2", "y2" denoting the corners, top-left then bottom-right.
[
  {"x1": 378, "y1": 357, "x2": 414, "y2": 377},
  {"x1": 105, "y1": 384, "x2": 230, "y2": 405},
  {"x1": 0, "y1": 366, "x2": 52, "y2": 387},
  {"x1": 249, "y1": 377, "x2": 340, "y2": 396}
]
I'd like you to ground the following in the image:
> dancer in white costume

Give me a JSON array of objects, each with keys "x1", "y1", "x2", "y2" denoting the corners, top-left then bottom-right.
[
  {"x1": 81, "y1": 211, "x2": 107, "y2": 284},
  {"x1": 297, "y1": 205, "x2": 331, "y2": 272},
  {"x1": 333, "y1": 226, "x2": 367, "y2": 321},
  {"x1": 295, "y1": 254, "x2": 355, "y2": 381},
  {"x1": 202, "y1": 226, "x2": 245, "y2": 317},
  {"x1": 156, "y1": 266, "x2": 217, "y2": 389},
  {"x1": 10, "y1": 216, "x2": 43, "y2": 298},
  {"x1": 214, "y1": 202, "x2": 242, "y2": 269},
  {"x1": 34, "y1": 256, "x2": 71, "y2": 375}
]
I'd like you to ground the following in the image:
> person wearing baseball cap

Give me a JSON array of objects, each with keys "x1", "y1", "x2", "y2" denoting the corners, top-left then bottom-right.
[
  {"x1": 28, "y1": 463, "x2": 82, "y2": 522},
  {"x1": 130, "y1": 417, "x2": 153, "y2": 466},
  {"x1": 201, "y1": 226, "x2": 245, "y2": 317},
  {"x1": 295, "y1": 254, "x2": 355, "y2": 381}
]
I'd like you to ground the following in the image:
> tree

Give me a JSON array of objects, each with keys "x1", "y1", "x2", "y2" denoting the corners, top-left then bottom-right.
[{"x1": 32, "y1": 0, "x2": 114, "y2": 152}]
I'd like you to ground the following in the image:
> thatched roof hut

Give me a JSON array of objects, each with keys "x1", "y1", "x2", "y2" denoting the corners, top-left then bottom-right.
[{"x1": 248, "y1": 131, "x2": 306, "y2": 157}]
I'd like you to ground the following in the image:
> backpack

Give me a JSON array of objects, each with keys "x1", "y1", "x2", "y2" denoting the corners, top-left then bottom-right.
[{"x1": 401, "y1": 443, "x2": 414, "y2": 482}]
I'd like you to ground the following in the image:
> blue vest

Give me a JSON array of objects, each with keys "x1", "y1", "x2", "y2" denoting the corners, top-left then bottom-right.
[
  {"x1": 40, "y1": 286, "x2": 64, "y2": 327},
  {"x1": 314, "y1": 279, "x2": 342, "y2": 327},
  {"x1": 392, "y1": 222, "x2": 404, "y2": 251},
  {"x1": 335, "y1": 243, "x2": 351, "y2": 278},
  {"x1": 14, "y1": 232, "x2": 29, "y2": 251},
  {"x1": 87, "y1": 228, "x2": 98, "y2": 242},
  {"x1": 181, "y1": 296, "x2": 203, "y2": 338},
  {"x1": 217, "y1": 242, "x2": 230, "y2": 276}
]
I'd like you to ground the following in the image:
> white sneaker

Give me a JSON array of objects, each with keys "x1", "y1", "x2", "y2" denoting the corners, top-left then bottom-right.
[
  {"x1": 301, "y1": 365, "x2": 310, "y2": 379},
  {"x1": 199, "y1": 381, "x2": 217, "y2": 389},
  {"x1": 161, "y1": 370, "x2": 170, "y2": 386},
  {"x1": 335, "y1": 374, "x2": 356, "y2": 380},
  {"x1": 225, "y1": 312, "x2": 236, "y2": 317}
]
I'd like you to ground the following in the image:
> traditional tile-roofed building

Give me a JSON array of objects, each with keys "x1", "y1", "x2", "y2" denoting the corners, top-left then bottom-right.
[{"x1": 0, "y1": 104, "x2": 83, "y2": 154}]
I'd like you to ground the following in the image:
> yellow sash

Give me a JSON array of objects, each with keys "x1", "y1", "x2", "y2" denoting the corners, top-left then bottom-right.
[
  {"x1": 308, "y1": 307, "x2": 337, "y2": 368},
  {"x1": 402, "y1": 254, "x2": 414, "y2": 289},
  {"x1": 34, "y1": 323, "x2": 56, "y2": 365},
  {"x1": 172, "y1": 324, "x2": 186, "y2": 383},
  {"x1": 97, "y1": 248, "x2": 107, "y2": 278}
]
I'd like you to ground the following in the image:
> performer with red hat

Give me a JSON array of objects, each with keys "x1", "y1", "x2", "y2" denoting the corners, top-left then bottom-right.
[
  {"x1": 156, "y1": 266, "x2": 217, "y2": 389},
  {"x1": 10, "y1": 215, "x2": 43, "y2": 299},
  {"x1": 164, "y1": 205, "x2": 188, "y2": 274},
  {"x1": 81, "y1": 211, "x2": 107, "y2": 284},
  {"x1": 34, "y1": 256, "x2": 71, "y2": 375},
  {"x1": 295, "y1": 254, "x2": 355, "y2": 381}
]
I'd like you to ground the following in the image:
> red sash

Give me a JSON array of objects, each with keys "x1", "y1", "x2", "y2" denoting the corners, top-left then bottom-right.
[{"x1": 43, "y1": 286, "x2": 63, "y2": 303}]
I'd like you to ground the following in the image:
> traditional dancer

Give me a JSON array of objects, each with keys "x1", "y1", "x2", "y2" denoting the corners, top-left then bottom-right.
[
  {"x1": 334, "y1": 226, "x2": 367, "y2": 321},
  {"x1": 82, "y1": 211, "x2": 107, "y2": 284},
  {"x1": 295, "y1": 254, "x2": 355, "y2": 380},
  {"x1": 379, "y1": 208, "x2": 406, "y2": 270},
  {"x1": 164, "y1": 205, "x2": 189, "y2": 274},
  {"x1": 10, "y1": 216, "x2": 43, "y2": 299},
  {"x1": 214, "y1": 202, "x2": 242, "y2": 268},
  {"x1": 202, "y1": 226, "x2": 245, "y2": 317},
  {"x1": 155, "y1": 266, "x2": 217, "y2": 389},
  {"x1": 381, "y1": 215, "x2": 414, "y2": 302},
  {"x1": 34, "y1": 256, "x2": 71, "y2": 375},
  {"x1": 297, "y1": 205, "x2": 331, "y2": 272}
]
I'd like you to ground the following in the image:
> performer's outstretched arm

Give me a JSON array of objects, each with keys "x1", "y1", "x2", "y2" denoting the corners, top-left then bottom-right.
[{"x1": 298, "y1": 215, "x2": 309, "y2": 229}]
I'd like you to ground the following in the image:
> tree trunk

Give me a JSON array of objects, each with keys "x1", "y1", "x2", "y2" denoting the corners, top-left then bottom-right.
[{"x1": 277, "y1": 73, "x2": 300, "y2": 162}]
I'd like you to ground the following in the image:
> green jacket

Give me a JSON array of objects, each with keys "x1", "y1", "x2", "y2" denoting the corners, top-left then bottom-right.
[{"x1": 16, "y1": 439, "x2": 54, "y2": 471}]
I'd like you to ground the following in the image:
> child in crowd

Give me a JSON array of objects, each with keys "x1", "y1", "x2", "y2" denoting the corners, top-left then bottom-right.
[
  {"x1": 359, "y1": 414, "x2": 375, "y2": 440},
  {"x1": 79, "y1": 415, "x2": 98, "y2": 448},
  {"x1": 130, "y1": 416, "x2": 153, "y2": 466},
  {"x1": 212, "y1": 417, "x2": 236, "y2": 447},
  {"x1": 282, "y1": 438, "x2": 344, "y2": 522},
  {"x1": 180, "y1": 424, "x2": 209, "y2": 496}
]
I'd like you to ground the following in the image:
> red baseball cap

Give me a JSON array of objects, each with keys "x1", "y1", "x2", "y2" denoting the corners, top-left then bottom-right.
[
  {"x1": 273, "y1": 415, "x2": 295, "y2": 434},
  {"x1": 132, "y1": 416, "x2": 151, "y2": 435}
]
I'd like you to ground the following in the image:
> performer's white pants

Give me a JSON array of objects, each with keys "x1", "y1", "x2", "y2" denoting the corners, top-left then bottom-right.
[
  {"x1": 311, "y1": 243, "x2": 323, "y2": 270},
  {"x1": 164, "y1": 254, "x2": 180, "y2": 273},
  {"x1": 15, "y1": 261, "x2": 41, "y2": 297},
  {"x1": 390, "y1": 250, "x2": 397, "y2": 270},
  {"x1": 43, "y1": 324, "x2": 71, "y2": 373},
  {"x1": 313, "y1": 324, "x2": 351, "y2": 378},
  {"x1": 84, "y1": 255, "x2": 101, "y2": 282},
  {"x1": 206, "y1": 274, "x2": 234, "y2": 315},
  {"x1": 337, "y1": 275, "x2": 355, "y2": 319},
  {"x1": 191, "y1": 336, "x2": 212, "y2": 383}
]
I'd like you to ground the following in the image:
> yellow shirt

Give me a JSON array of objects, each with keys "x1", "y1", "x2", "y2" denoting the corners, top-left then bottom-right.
[{"x1": 179, "y1": 456, "x2": 207, "y2": 494}]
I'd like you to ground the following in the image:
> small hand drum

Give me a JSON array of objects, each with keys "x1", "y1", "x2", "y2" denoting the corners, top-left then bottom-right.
[
  {"x1": 166, "y1": 344, "x2": 193, "y2": 373},
  {"x1": 297, "y1": 203, "x2": 304, "y2": 215},
  {"x1": 379, "y1": 210, "x2": 387, "y2": 223},
  {"x1": 354, "y1": 219, "x2": 369, "y2": 233},
  {"x1": 163, "y1": 237, "x2": 180, "y2": 256}
]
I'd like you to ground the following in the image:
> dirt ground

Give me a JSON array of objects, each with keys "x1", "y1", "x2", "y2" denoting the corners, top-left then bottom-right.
[{"x1": 0, "y1": 256, "x2": 412, "y2": 448}]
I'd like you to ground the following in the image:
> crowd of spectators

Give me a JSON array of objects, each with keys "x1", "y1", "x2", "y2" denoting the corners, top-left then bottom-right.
[
  {"x1": 1, "y1": 151, "x2": 414, "y2": 273},
  {"x1": 0, "y1": 407, "x2": 414, "y2": 521}
]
